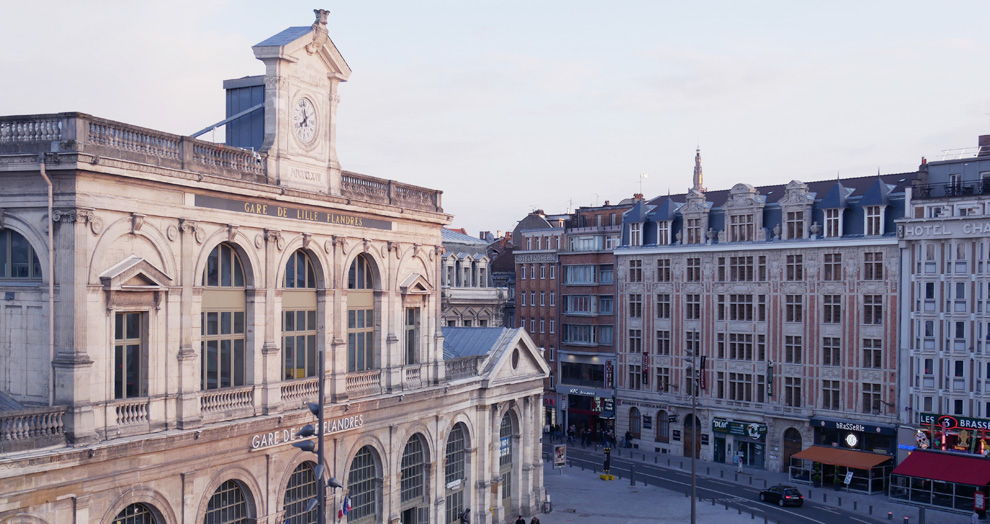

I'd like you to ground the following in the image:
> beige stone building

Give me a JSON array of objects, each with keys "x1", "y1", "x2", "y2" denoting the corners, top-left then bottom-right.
[{"x1": 0, "y1": 11, "x2": 547, "y2": 524}]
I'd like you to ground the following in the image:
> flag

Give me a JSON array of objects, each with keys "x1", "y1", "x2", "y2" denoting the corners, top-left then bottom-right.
[{"x1": 341, "y1": 495, "x2": 351, "y2": 516}]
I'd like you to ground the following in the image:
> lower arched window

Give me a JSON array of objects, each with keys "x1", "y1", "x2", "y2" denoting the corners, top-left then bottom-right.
[
  {"x1": 445, "y1": 424, "x2": 467, "y2": 524},
  {"x1": 113, "y1": 503, "x2": 158, "y2": 524},
  {"x1": 657, "y1": 410, "x2": 669, "y2": 442},
  {"x1": 283, "y1": 462, "x2": 318, "y2": 523},
  {"x1": 205, "y1": 480, "x2": 249, "y2": 524},
  {"x1": 348, "y1": 446, "x2": 381, "y2": 522},
  {"x1": 630, "y1": 407, "x2": 641, "y2": 439}
]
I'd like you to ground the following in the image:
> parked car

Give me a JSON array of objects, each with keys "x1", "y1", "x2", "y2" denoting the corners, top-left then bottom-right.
[{"x1": 759, "y1": 485, "x2": 804, "y2": 507}]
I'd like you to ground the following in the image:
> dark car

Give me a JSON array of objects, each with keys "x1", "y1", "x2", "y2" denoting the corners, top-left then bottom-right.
[{"x1": 759, "y1": 485, "x2": 804, "y2": 507}]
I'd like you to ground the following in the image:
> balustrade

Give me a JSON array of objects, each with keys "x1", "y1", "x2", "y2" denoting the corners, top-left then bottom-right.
[
  {"x1": 201, "y1": 386, "x2": 254, "y2": 414},
  {"x1": 0, "y1": 407, "x2": 65, "y2": 443},
  {"x1": 346, "y1": 369, "x2": 382, "y2": 397}
]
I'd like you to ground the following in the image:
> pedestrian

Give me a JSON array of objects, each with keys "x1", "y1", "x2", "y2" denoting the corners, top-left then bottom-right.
[
  {"x1": 515, "y1": 514, "x2": 526, "y2": 524},
  {"x1": 530, "y1": 516, "x2": 541, "y2": 524},
  {"x1": 460, "y1": 508, "x2": 470, "y2": 523}
]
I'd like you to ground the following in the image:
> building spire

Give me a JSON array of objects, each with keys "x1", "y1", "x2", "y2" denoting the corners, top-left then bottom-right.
[{"x1": 692, "y1": 147, "x2": 705, "y2": 192}]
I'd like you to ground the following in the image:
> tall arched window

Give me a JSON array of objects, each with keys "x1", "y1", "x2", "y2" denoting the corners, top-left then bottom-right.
[
  {"x1": 445, "y1": 423, "x2": 467, "y2": 524},
  {"x1": 347, "y1": 255, "x2": 376, "y2": 372},
  {"x1": 113, "y1": 502, "x2": 159, "y2": 524},
  {"x1": 499, "y1": 413, "x2": 514, "y2": 516},
  {"x1": 656, "y1": 410, "x2": 669, "y2": 443},
  {"x1": 348, "y1": 446, "x2": 381, "y2": 522},
  {"x1": 283, "y1": 250, "x2": 318, "y2": 380},
  {"x1": 201, "y1": 243, "x2": 246, "y2": 390},
  {"x1": 282, "y1": 462, "x2": 318, "y2": 523},
  {"x1": 0, "y1": 228, "x2": 41, "y2": 279},
  {"x1": 204, "y1": 480, "x2": 250, "y2": 524},
  {"x1": 629, "y1": 407, "x2": 641, "y2": 439},
  {"x1": 400, "y1": 434, "x2": 428, "y2": 522}
]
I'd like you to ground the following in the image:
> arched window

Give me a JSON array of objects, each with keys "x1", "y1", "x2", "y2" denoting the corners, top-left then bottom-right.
[
  {"x1": 204, "y1": 480, "x2": 250, "y2": 524},
  {"x1": 630, "y1": 407, "x2": 641, "y2": 439},
  {"x1": 283, "y1": 250, "x2": 318, "y2": 380},
  {"x1": 113, "y1": 502, "x2": 159, "y2": 524},
  {"x1": 401, "y1": 435, "x2": 426, "y2": 504},
  {"x1": 0, "y1": 228, "x2": 41, "y2": 279},
  {"x1": 348, "y1": 446, "x2": 381, "y2": 522},
  {"x1": 445, "y1": 423, "x2": 467, "y2": 524},
  {"x1": 347, "y1": 255, "x2": 376, "y2": 372},
  {"x1": 656, "y1": 410, "x2": 669, "y2": 443},
  {"x1": 282, "y1": 462, "x2": 318, "y2": 523},
  {"x1": 499, "y1": 413, "x2": 514, "y2": 515},
  {"x1": 201, "y1": 243, "x2": 246, "y2": 390}
]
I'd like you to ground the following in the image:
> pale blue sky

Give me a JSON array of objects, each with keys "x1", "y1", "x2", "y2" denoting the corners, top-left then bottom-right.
[{"x1": 3, "y1": 1, "x2": 988, "y2": 237}]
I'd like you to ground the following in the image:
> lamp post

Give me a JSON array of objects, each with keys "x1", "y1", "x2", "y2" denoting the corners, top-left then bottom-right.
[
  {"x1": 689, "y1": 349, "x2": 697, "y2": 524},
  {"x1": 292, "y1": 347, "x2": 343, "y2": 523}
]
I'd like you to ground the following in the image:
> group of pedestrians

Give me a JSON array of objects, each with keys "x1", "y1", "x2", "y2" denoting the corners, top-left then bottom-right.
[
  {"x1": 514, "y1": 515, "x2": 540, "y2": 524},
  {"x1": 550, "y1": 423, "x2": 616, "y2": 449}
]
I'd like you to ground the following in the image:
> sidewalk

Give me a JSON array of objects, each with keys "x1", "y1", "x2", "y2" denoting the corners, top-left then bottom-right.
[{"x1": 541, "y1": 440, "x2": 973, "y2": 524}]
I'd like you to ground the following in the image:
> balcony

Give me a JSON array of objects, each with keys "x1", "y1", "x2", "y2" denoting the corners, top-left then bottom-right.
[
  {"x1": 913, "y1": 181, "x2": 990, "y2": 201},
  {"x1": 0, "y1": 406, "x2": 66, "y2": 453}
]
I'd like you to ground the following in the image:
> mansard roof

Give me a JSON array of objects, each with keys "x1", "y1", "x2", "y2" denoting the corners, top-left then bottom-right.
[
  {"x1": 859, "y1": 178, "x2": 894, "y2": 206},
  {"x1": 648, "y1": 197, "x2": 681, "y2": 222},
  {"x1": 819, "y1": 181, "x2": 854, "y2": 209},
  {"x1": 623, "y1": 200, "x2": 653, "y2": 223}
]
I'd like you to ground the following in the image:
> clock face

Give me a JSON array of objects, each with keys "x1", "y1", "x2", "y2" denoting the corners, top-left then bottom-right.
[{"x1": 292, "y1": 97, "x2": 318, "y2": 143}]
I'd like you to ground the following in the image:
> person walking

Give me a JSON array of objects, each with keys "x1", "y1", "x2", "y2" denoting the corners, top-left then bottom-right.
[
  {"x1": 530, "y1": 517, "x2": 541, "y2": 524},
  {"x1": 515, "y1": 515, "x2": 526, "y2": 524}
]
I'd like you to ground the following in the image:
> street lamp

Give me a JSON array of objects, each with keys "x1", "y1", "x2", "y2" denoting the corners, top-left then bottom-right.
[
  {"x1": 291, "y1": 346, "x2": 344, "y2": 522},
  {"x1": 688, "y1": 349, "x2": 697, "y2": 524}
]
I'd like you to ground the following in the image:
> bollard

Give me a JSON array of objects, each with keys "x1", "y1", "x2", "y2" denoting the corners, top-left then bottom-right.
[
  {"x1": 823, "y1": 494, "x2": 827, "y2": 504},
  {"x1": 853, "y1": 501, "x2": 857, "y2": 511},
  {"x1": 869, "y1": 505, "x2": 872, "y2": 515},
  {"x1": 724, "y1": 501, "x2": 728, "y2": 510},
  {"x1": 738, "y1": 506, "x2": 742, "y2": 515},
  {"x1": 655, "y1": 456, "x2": 658, "y2": 464},
  {"x1": 809, "y1": 489, "x2": 812, "y2": 499},
  {"x1": 919, "y1": 506, "x2": 925, "y2": 524},
  {"x1": 630, "y1": 464, "x2": 636, "y2": 486},
  {"x1": 838, "y1": 497, "x2": 842, "y2": 506},
  {"x1": 749, "y1": 476, "x2": 752, "y2": 485},
  {"x1": 735, "y1": 473, "x2": 739, "y2": 482},
  {"x1": 711, "y1": 498, "x2": 715, "y2": 506},
  {"x1": 668, "y1": 458, "x2": 671, "y2": 466},
  {"x1": 720, "y1": 470, "x2": 724, "y2": 478},
  {"x1": 763, "y1": 479, "x2": 767, "y2": 488},
  {"x1": 888, "y1": 512, "x2": 893, "y2": 520},
  {"x1": 707, "y1": 467, "x2": 710, "y2": 475},
  {"x1": 903, "y1": 518, "x2": 909, "y2": 524}
]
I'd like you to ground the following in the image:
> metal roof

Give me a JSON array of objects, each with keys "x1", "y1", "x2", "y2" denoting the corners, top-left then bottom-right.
[
  {"x1": 255, "y1": 26, "x2": 312, "y2": 47},
  {"x1": 441, "y1": 327, "x2": 513, "y2": 359}
]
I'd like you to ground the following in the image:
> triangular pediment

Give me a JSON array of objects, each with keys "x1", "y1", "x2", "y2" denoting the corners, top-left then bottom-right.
[
  {"x1": 399, "y1": 273, "x2": 433, "y2": 295},
  {"x1": 253, "y1": 12, "x2": 352, "y2": 82},
  {"x1": 100, "y1": 255, "x2": 172, "y2": 291},
  {"x1": 485, "y1": 330, "x2": 550, "y2": 385}
]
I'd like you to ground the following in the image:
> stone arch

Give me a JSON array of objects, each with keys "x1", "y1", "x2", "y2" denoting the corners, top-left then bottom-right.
[
  {"x1": 394, "y1": 421, "x2": 436, "y2": 465},
  {"x1": 394, "y1": 248, "x2": 432, "y2": 291},
  {"x1": 194, "y1": 465, "x2": 264, "y2": 524},
  {"x1": 100, "y1": 486, "x2": 177, "y2": 524},
  {"x1": 194, "y1": 229, "x2": 260, "y2": 288},
  {"x1": 340, "y1": 433, "x2": 390, "y2": 479},
  {"x1": 87, "y1": 217, "x2": 177, "y2": 286},
  {"x1": 782, "y1": 427, "x2": 803, "y2": 469},
  {"x1": 341, "y1": 242, "x2": 385, "y2": 292},
  {"x1": 0, "y1": 513, "x2": 49, "y2": 524},
  {"x1": 0, "y1": 213, "x2": 50, "y2": 283},
  {"x1": 440, "y1": 411, "x2": 476, "y2": 450},
  {"x1": 276, "y1": 234, "x2": 331, "y2": 290}
]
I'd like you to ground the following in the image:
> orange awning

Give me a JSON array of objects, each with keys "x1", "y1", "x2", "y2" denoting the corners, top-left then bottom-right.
[{"x1": 791, "y1": 446, "x2": 892, "y2": 470}]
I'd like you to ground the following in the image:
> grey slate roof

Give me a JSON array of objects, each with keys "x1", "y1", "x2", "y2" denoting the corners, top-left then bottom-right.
[
  {"x1": 441, "y1": 228, "x2": 487, "y2": 246},
  {"x1": 819, "y1": 181, "x2": 853, "y2": 209},
  {"x1": 255, "y1": 26, "x2": 312, "y2": 47},
  {"x1": 441, "y1": 327, "x2": 513, "y2": 359}
]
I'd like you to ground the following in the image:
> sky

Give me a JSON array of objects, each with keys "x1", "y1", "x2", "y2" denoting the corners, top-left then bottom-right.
[{"x1": 2, "y1": 1, "x2": 989, "y2": 238}]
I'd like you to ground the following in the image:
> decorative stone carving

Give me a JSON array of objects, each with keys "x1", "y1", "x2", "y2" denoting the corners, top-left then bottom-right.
[
  {"x1": 254, "y1": 234, "x2": 264, "y2": 249},
  {"x1": 675, "y1": 231, "x2": 682, "y2": 244},
  {"x1": 706, "y1": 228, "x2": 716, "y2": 244},
  {"x1": 305, "y1": 9, "x2": 330, "y2": 55},
  {"x1": 166, "y1": 224, "x2": 178, "y2": 241},
  {"x1": 265, "y1": 229, "x2": 284, "y2": 251},
  {"x1": 324, "y1": 239, "x2": 333, "y2": 254},
  {"x1": 131, "y1": 213, "x2": 145, "y2": 234},
  {"x1": 179, "y1": 219, "x2": 204, "y2": 243},
  {"x1": 302, "y1": 233, "x2": 312, "y2": 251},
  {"x1": 227, "y1": 225, "x2": 238, "y2": 243},
  {"x1": 810, "y1": 221, "x2": 821, "y2": 237},
  {"x1": 772, "y1": 224, "x2": 781, "y2": 240}
]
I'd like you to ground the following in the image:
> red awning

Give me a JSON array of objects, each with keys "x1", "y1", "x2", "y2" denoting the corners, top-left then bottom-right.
[
  {"x1": 892, "y1": 451, "x2": 990, "y2": 486},
  {"x1": 791, "y1": 446, "x2": 892, "y2": 470}
]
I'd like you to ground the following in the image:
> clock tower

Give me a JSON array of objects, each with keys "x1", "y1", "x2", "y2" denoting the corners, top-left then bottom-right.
[{"x1": 253, "y1": 9, "x2": 352, "y2": 194}]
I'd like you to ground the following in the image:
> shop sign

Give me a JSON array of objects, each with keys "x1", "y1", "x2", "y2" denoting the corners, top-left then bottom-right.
[
  {"x1": 701, "y1": 433, "x2": 710, "y2": 446},
  {"x1": 616, "y1": 399, "x2": 668, "y2": 410},
  {"x1": 976, "y1": 491, "x2": 986, "y2": 511},
  {"x1": 643, "y1": 415, "x2": 652, "y2": 430},
  {"x1": 812, "y1": 417, "x2": 896, "y2": 436},
  {"x1": 196, "y1": 194, "x2": 392, "y2": 230},
  {"x1": 250, "y1": 414, "x2": 364, "y2": 450},
  {"x1": 712, "y1": 418, "x2": 767, "y2": 440},
  {"x1": 605, "y1": 360, "x2": 614, "y2": 389},
  {"x1": 672, "y1": 430, "x2": 681, "y2": 442},
  {"x1": 500, "y1": 436, "x2": 511, "y2": 457},
  {"x1": 766, "y1": 361, "x2": 774, "y2": 398},
  {"x1": 919, "y1": 413, "x2": 990, "y2": 431},
  {"x1": 567, "y1": 386, "x2": 610, "y2": 397},
  {"x1": 603, "y1": 398, "x2": 614, "y2": 412}
]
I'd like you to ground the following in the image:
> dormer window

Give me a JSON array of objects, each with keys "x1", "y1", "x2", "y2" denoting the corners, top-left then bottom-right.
[
  {"x1": 865, "y1": 206, "x2": 883, "y2": 236},
  {"x1": 785, "y1": 211, "x2": 804, "y2": 239},
  {"x1": 686, "y1": 218, "x2": 702, "y2": 244},
  {"x1": 630, "y1": 223, "x2": 642, "y2": 246},
  {"x1": 728, "y1": 214, "x2": 754, "y2": 242},
  {"x1": 657, "y1": 221, "x2": 670, "y2": 246},
  {"x1": 824, "y1": 209, "x2": 842, "y2": 238}
]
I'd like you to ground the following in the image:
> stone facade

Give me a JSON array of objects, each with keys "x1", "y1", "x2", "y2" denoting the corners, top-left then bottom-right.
[{"x1": 0, "y1": 12, "x2": 546, "y2": 524}]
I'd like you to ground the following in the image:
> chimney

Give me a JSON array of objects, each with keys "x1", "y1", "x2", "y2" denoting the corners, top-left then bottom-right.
[
  {"x1": 633, "y1": 193, "x2": 644, "y2": 201},
  {"x1": 979, "y1": 135, "x2": 990, "y2": 157},
  {"x1": 604, "y1": 200, "x2": 610, "y2": 206}
]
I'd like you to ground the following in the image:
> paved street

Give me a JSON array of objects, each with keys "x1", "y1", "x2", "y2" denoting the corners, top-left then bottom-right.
[{"x1": 530, "y1": 440, "x2": 975, "y2": 524}]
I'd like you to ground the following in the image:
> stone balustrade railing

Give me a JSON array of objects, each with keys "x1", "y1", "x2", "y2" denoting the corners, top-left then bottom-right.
[
  {"x1": 0, "y1": 406, "x2": 65, "y2": 451},
  {"x1": 0, "y1": 113, "x2": 442, "y2": 212},
  {"x1": 201, "y1": 386, "x2": 255, "y2": 415},
  {"x1": 445, "y1": 357, "x2": 482, "y2": 380},
  {"x1": 345, "y1": 369, "x2": 382, "y2": 397},
  {"x1": 113, "y1": 399, "x2": 150, "y2": 426},
  {"x1": 281, "y1": 377, "x2": 319, "y2": 405}
]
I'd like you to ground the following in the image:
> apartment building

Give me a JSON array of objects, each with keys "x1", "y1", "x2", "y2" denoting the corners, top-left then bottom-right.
[{"x1": 614, "y1": 150, "x2": 911, "y2": 487}]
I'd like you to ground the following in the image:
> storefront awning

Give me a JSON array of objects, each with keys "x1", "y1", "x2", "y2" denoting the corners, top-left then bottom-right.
[
  {"x1": 892, "y1": 451, "x2": 990, "y2": 486},
  {"x1": 599, "y1": 410, "x2": 615, "y2": 420},
  {"x1": 792, "y1": 446, "x2": 892, "y2": 470}
]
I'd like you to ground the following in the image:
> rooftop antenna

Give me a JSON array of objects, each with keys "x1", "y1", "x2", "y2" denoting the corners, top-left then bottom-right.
[
  {"x1": 639, "y1": 172, "x2": 649, "y2": 194},
  {"x1": 594, "y1": 193, "x2": 600, "y2": 206}
]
